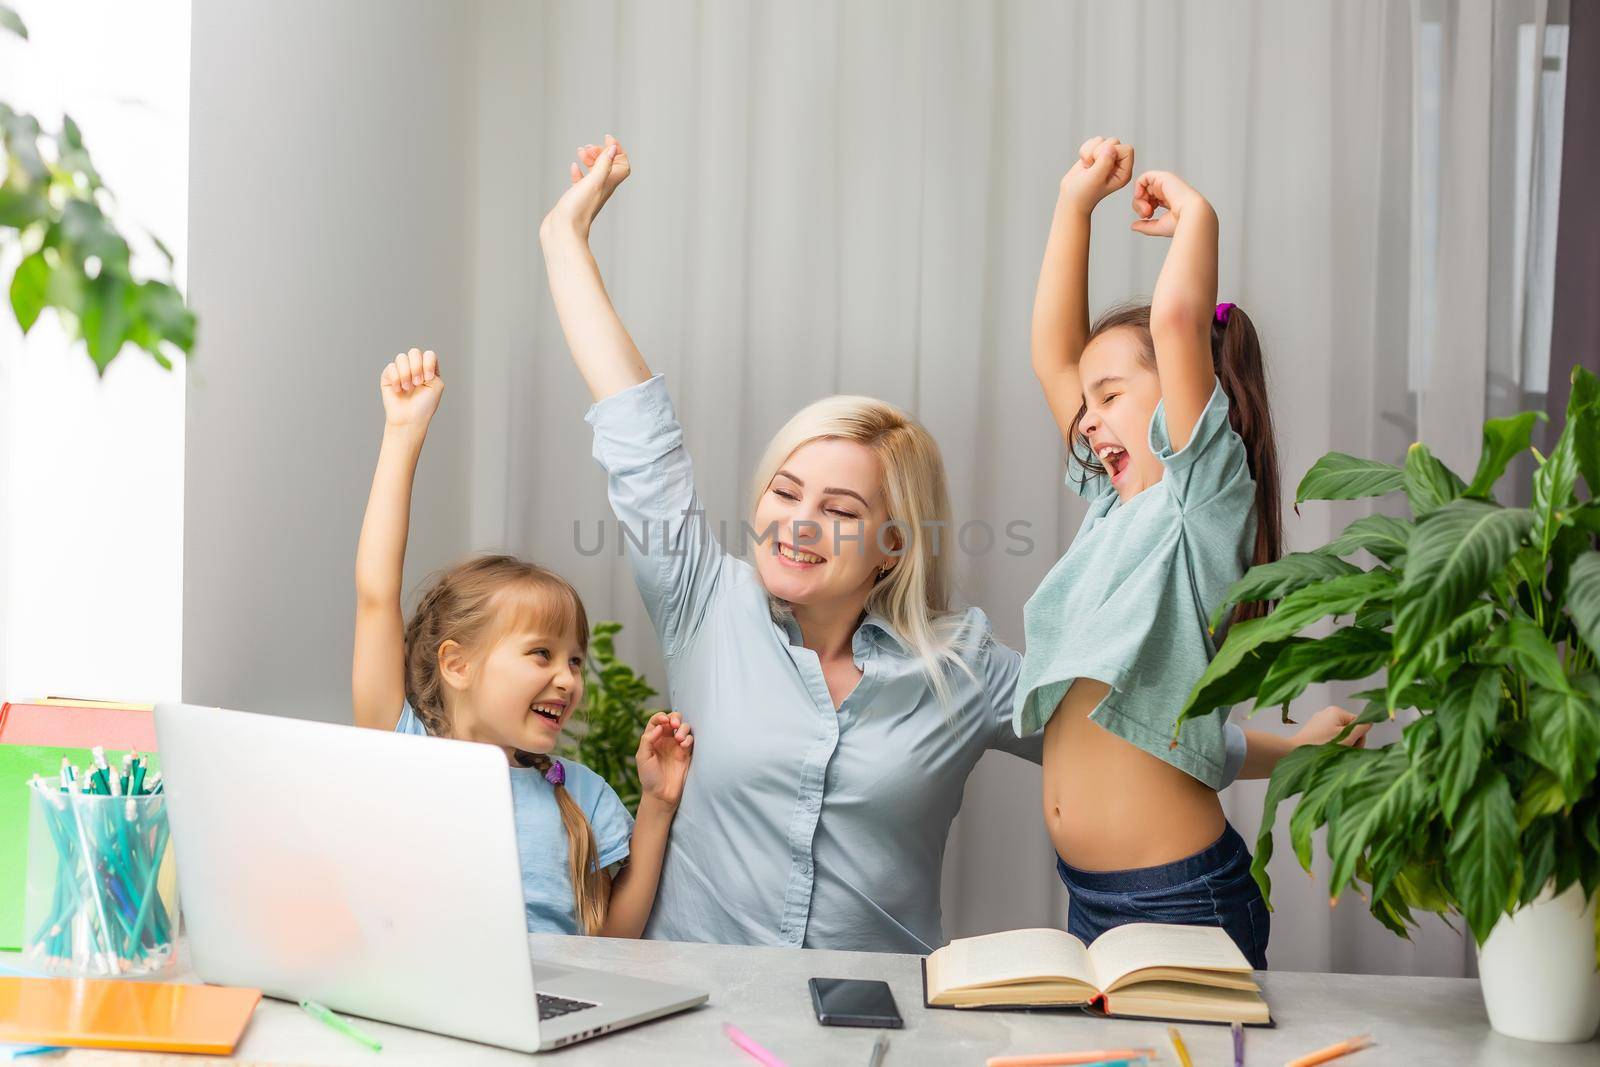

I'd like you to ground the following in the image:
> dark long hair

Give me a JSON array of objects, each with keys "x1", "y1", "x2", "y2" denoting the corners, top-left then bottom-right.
[{"x1": 1067, "y1": 302, "x2": 1283, "y2": 622}]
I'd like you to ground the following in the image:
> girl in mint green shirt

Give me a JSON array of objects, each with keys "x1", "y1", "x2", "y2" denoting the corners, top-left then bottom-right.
[{"x1": 1016, "y1": 137, "x2": 1370, "y2": 967}]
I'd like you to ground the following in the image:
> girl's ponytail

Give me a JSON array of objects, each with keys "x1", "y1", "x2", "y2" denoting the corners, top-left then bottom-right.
[
  {"x1": 527, "y1": 753, "x2": 610, "y2": 935},
  {"x1": 1210, "y1": 304, "x2": 1282, "y2": 621}
]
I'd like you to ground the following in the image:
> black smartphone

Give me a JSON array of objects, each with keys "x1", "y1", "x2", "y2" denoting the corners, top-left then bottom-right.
[{"x1": 808, "y1": 978, "x2": 904, "y2": 1029}]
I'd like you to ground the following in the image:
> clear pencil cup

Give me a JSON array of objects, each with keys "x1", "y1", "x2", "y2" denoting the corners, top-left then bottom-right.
[{"x1": 23, "y1": 782, "x2": 180, "y2": 977}]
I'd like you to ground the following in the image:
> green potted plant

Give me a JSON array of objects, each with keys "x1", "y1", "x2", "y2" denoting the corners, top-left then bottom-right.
[
  {"x1": 1, "y1": 4, "x2": 194, "y2": 374},
  {"x1": 1178, "y1": 366, "x2": 1600, "y2": 1043},
  {"x1": 562, "y1": 621, "x2": 663, "y2": 814}
]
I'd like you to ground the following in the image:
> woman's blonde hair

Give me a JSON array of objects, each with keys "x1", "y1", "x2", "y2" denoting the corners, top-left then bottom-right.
[
  {"x1": 403, "y1": 554, "x2": 610, "y2": 934},
  {"x1": 750, "y1": 396, "x2": 974, "y2": 707}
]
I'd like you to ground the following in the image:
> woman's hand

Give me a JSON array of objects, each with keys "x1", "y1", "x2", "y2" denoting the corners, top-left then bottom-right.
[
  {"x1": 1130, "y1": 169, "x2": 1210, "y2": 238},
  {"x1": 540, "y1": 134, "x2": 631, "y2": 245},
  {"x1": 380, "y1": 348, "x2": 442, "y2": 429},
  {"x1": 636, "y1": 710, "x2": 693, "y2": 808},
  {"x1": 1291, "y1": 705, "x2": 1372, "y2": 750},
  {"x1": 1059, "y1": 136, "x2": 1134, "y2": 215}
]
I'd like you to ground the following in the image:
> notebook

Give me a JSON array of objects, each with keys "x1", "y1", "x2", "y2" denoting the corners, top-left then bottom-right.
[
  {"x1": 921, "y1": 924, "x2": 1271, "y2": 1026},
  {"x1": 0, "y1": 977, "x2": 260, "y2": 1055},
  {"x1": 0, "y1": 702, "x2": 157, "y2": 749}
]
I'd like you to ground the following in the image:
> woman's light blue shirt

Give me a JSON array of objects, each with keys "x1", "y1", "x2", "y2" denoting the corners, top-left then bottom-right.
[
  {"x1": 585, "y1": 375, "x2": 1243, "y2": 953},
  {"x1": 394, "y1": 703, "x2": 632, "y2": 934}
]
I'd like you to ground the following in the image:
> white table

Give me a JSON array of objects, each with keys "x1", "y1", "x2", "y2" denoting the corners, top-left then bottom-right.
[{"x1": 9, "y1": 935, "x2": 1599, "y2": 1064}]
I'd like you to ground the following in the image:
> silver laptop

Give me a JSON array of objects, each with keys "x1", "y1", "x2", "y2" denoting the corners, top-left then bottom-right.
[{"x1": 154, "y1": 701, "x2": 707, "y2": 1052}]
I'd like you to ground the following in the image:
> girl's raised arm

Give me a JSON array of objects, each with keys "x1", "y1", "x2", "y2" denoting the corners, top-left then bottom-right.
[
  {"x1": 352, "y1": 349, "x2": 442, "y2": 731},
  {"x1": 1130, "y1": 169, "x2": 1219, "y2": 451},
  {"x1": 539, "y1": 136, "x2": 652, "y2": 402},
  {"x1": 1033, "y1": 136, "x2": 1134, "y2": 447}
]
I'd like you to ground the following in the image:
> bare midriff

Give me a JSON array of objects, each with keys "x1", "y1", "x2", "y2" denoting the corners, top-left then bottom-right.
[{"x1": 1043, "y1": 679, "x2": 1225, "y2": 872}]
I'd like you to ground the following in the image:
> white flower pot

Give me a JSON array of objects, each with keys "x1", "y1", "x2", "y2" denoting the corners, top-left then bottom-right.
[{"x1": 1476, "y1": 883, "x2": 1600, "y2": 1043}]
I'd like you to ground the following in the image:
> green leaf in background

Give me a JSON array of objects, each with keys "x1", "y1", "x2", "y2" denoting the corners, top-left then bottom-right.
[
  {"x1": 1209, "y1": 552, "x2": 1360, "y2": 631},
  {"x1": 2, "y1": 31, "x2": 193, "y2": 374},
  {"x1": 1568, "y1": 366, "x2": 1600, "y2": 498},
  {"x1": 1255, "y1": 626, "x2": 1391, "y2": 711},
  {"x1": 1446, "y1": 768, "x2": 1520, "y2": 945},
  {"x1": 1435, "y1": 668, "x2": 1502, "y2": 823},
  {"x1": 1394, "y1": 499, "x2": 1533, "y2": 653},
  {"x1": 1465, "y1": 412, "x2": 1540, "y2": 499},
  {"x1": 0, "y1": 3, "x2": 25, "y2": 39},
  {"x1": 1318, "y1": 513, "x2": 1412, "y2": 565},
  {"x1": 1295, "y1": 452, "x2": 1406, "y2": 505},
  {"x1": 8, "y1": 249, "x2": 45, "y2": 332},
  {"x1": 1570, "y1": 552, "x2": 1600, "y2": 655},
  {"x1": 560, "y1": 621, "x2": 660, "y2": 813},
  {"x1": 1404, "y1": 442, "x2": 1467, "y2": 519},
  {"x1": 0, "y1": 185, "x2": 47, "y2": 228}
]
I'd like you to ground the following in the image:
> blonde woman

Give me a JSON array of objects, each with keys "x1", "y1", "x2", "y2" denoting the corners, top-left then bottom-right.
[{"x1": 538, "y1": 136, "x2": 1357, "y2": 953}]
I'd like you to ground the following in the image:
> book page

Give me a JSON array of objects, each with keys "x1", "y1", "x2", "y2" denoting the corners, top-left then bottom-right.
[
  {"x1": 1087, "y1": 923, "x2": 1251, "y2": 991},
  {"x1": 930, "y1": 928, "x2": 1093, "y2": 993}
]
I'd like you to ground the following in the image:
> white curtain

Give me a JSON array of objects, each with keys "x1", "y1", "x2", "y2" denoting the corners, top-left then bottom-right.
[{"x1": 462, "y1": 0, "x2": 1571, "y2": 975}]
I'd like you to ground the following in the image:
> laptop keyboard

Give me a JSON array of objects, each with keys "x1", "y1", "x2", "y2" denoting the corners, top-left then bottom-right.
[{"x1": 537, "y1": 993, "x2": 599, "y2": 1021}]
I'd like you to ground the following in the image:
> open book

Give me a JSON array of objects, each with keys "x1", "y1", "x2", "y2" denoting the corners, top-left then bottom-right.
[{"x1": 922, "y1": 924, "x2": 1270, "y2": 1025}]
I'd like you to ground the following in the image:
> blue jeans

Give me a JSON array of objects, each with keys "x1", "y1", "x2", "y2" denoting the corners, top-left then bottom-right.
[{"x1": 1055, "y1": 822, "x2": 1270, "y2": 969}]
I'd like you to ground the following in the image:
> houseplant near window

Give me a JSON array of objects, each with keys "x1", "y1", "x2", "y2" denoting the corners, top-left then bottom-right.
[
  {"x1": 1, "y1": 3, "x2": 194, "y2": 374},
  {"x1": 562, "y1": 621, "x2": 662, "y2": 814},
  {"x1": 1178, "y1": 366, "x2": 1600, "y2": 1042}
]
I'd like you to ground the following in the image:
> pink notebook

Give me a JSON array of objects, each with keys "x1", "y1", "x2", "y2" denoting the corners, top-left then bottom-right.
[{"x1": 0, "y1": 702, "x2": 157, "y2": 750}]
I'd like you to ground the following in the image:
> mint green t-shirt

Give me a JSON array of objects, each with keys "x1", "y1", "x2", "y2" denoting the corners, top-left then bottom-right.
[{"x1": 1013, "y1": 377, "x2": 1255, "y2": 789}]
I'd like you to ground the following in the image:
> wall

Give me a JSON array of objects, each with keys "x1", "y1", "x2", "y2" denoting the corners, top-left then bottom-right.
[{"x1": 184, "y1": 0, "x2": 476, "y2": 722}]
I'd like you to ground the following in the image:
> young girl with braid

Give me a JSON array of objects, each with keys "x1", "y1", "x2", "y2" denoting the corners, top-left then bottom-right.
[{"x1": 351, "y1": 346, "x2": 692, "y2": 936}]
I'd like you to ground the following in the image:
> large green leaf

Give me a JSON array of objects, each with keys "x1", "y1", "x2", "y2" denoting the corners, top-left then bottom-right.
[
  {"x1": 1405, "y1": 443, "x2": 1467, "y2": 519},
  {"x1": 1435, "y1": 669, "x2": 1502, "y2": 822},
  {"x1": 1251, "y1": 743, "x2": 1344, "y2": 906},
  {"x1": 1209, "y1": 553, "x2": 1360, "y2": 631},
  {"x1": 1255, "y1": 627, "x2": 1391, "y2": 710},
  {"x1": 1518, "y1": 678, "x2": 1600, "y2": 803},
  {"x1": 1466, "y1": 412, "x2": 1540, "y2": 499},
  {"x1": 1569, "y1": 552, "x2": 1600, "y2": 655},
  {"x1": 1518, "y1": 819, "x2": 1559, "y2": 907},
  {"x1": 1394, "y1": 500, "x2": 1534, "y2": 653},
  {"x1": 1413, "y1": 601, "x2": 1497, "y2": 677},
  {"x1": 1326, "y1": 747, "x2": 1422, "y2": 898},
  {"x1": 1515, "y1": 769, "x2": 1568, "y2": 829},
  {"x1": 1296, "y1": 452, "x2": 1406, "y2": 505},
  {"x1": 1318, "y1": 514, "x2": 1412, "y2": 565},
  {"x1": 1446, "y1": 768, "x2": 1520, "y2": 945},
  {"x1": 1180, "y1": 569, "x2": 1398, "y2": 724},
  {"x1": 1477, "y1": 616, "x2": 1570, "y2": 692},
  {"x1": 1532, "y1": 423, "x2": 1580, "y2": 555},
  {"x1": 1568, "y1": 366, "x2": 1600, "y2": 498}
]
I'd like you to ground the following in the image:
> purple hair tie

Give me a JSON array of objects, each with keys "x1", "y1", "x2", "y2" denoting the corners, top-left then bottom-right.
[
  {"x1": 1214, "y1": 302, "x2": 1235, "y2": 325},
  {"x1": 543, "y1": 759, "x2": 565, "y2": 787}
]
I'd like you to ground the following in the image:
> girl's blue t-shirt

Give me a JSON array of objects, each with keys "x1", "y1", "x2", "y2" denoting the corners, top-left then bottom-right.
[{"x1": 394, "y1": 702, "x2": 633, "y2": 934}]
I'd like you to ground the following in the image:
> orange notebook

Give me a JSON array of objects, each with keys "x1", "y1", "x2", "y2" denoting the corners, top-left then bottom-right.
[{"x1": 0, "y1": 977, "x2": 261, "y2": 1054}]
